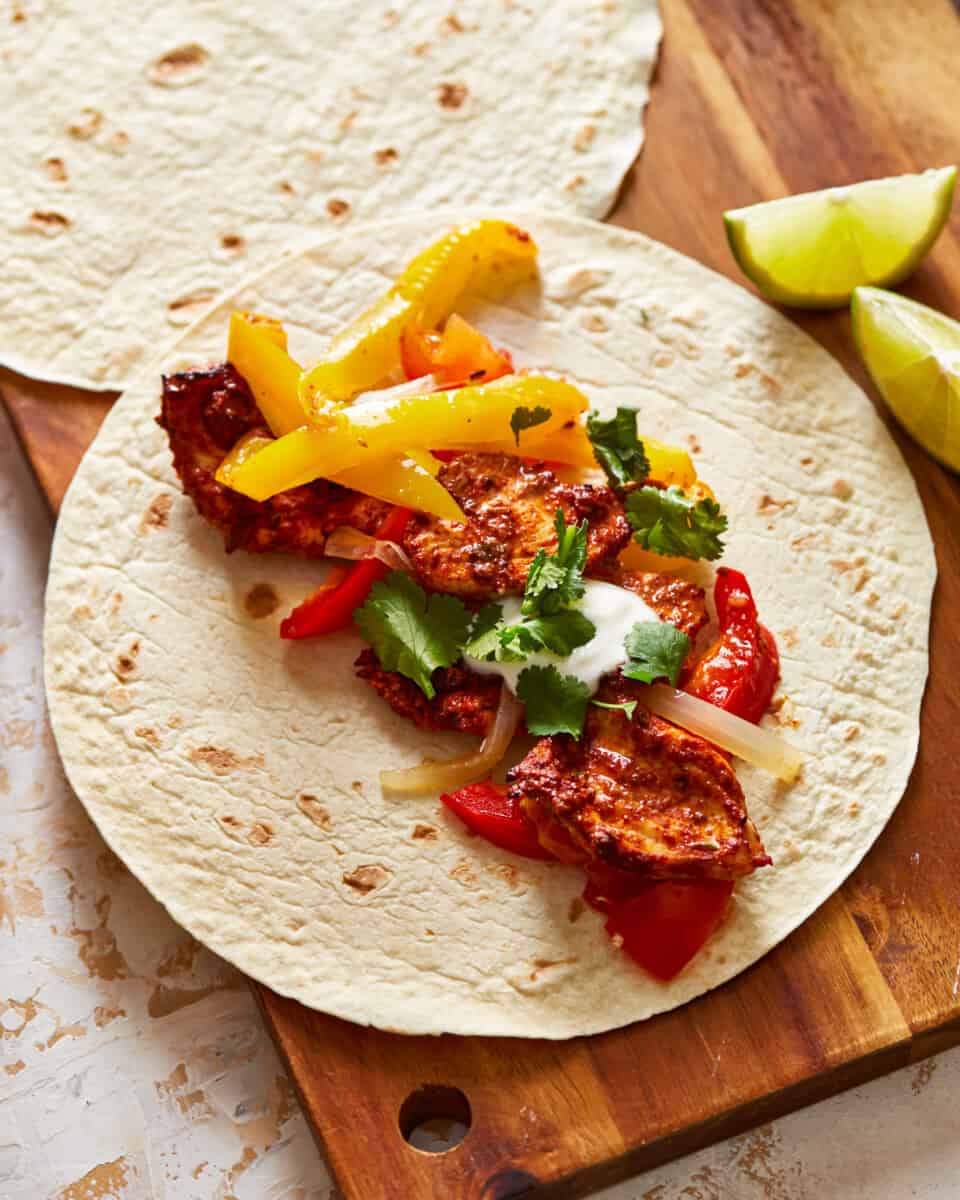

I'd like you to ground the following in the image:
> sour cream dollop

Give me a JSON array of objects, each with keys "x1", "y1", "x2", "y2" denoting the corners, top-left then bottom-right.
[{"x1": 463, "y1": 579, "x2": 664, "y2": 695}]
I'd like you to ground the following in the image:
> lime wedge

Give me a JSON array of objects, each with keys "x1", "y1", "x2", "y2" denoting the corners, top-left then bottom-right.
[
  {"x1": 852, "y1": 286, "x2": 960, "y2": 472},
  {"x1": 724, "y1": 167, "x2": 956, "y2": 308}
]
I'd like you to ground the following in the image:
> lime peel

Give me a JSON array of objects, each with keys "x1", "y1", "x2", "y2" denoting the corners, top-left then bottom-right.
[
  {"x1": 725, "y1": 167, "x2": 956, "y2": 309},
  {"x1": 852, "y1": 285, "x2": 960, "y2": 473}
]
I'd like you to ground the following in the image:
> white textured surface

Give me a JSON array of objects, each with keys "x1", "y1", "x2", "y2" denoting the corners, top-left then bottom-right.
[
  {"x1": 0, "y1": 0, "x2": 660, "y2": 390},
  {"x1": 2, "y1": 402, "x2": 958, "y2": 1200}
]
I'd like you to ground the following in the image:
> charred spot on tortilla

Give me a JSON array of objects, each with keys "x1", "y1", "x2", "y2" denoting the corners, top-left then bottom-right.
[
  {"x1": 29, "y1": 210, "x2": 70, "y2": 235},
  {"x1": 66, "y1": 107, "x2": 102, "y2": 139},
  {"x1": 412, "y1": 824, "x2": 438, "y2": 841},
  {"x1": 343, "y1": 864, "x2": 392, "y2": 894},
  {"x1": 326, "y1": 198, "x2": 350, "y2": 219},
  {"x1": 298, "y1": 794, "x2": 332, "y2": 830},
  {"x1": 112, "y1": 640, "x2": 140, "y2": 681},
  {"x1": 573, "y1": 123, "x2": 596, "y2": 152},
  {"x1": 243, "y1": 583, "x2": 279, "y2": 619},
  {"x1": 188, "y1": 745, "x2": 265, "y2": 775},
  {"x1": 44, "y1": 156, "x2": 68, "y2": 183},
  {"x1": 139, "y1": 493, "x2": 172, "y2": 533},
  {"x1": 247, "y1": 822, "x2": 274, "y2": 847},
  {"x1": 166, "y1": 288, "x2": 217, "y2": 326},
  {"x1": 436, "y1": 81, "x2": 468, "y2": 109},
  {"x1": 147, "y1": 43, "x2": 210, "y2": 87}
]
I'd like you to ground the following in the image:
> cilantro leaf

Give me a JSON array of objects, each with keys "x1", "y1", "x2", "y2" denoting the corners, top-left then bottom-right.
[
  {"x1": 499, "y1": 610, "x2": 596, "y2": 658},
  {"x1": 522, "y1": 510, "x2": 588, "y2": 616},
  {"x1": 510, "y1": 405, "x2": 551, "y2": 446},
  {"x1": 622, "y1": 621, "x2": 691, "y2": 687},
  {"x1": 586, "y1": 407, "x2": 650, "y2": 491},
  {"x1": 516, "y1": 665, "x2": 591, "y2": 737},
  {"x1": 355, "y1": 571, "x2": 472, "y2": 698},
  {"x1": 463, "y1": 603, "x2": 506, "y2": 661},
  {"x1": 592, "y1": 699, "x2": 638, "y2": 720},
  {"x1": 626, "y1": 485, "x2": 727, "y2": 561}
]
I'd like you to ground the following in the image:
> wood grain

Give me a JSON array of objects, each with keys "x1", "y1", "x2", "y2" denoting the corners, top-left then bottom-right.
[{"x1": 4, "y1": 0, "x2": 960, "y2": 1196}]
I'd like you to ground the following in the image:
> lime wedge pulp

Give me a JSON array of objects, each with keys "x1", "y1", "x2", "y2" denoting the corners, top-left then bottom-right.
[
  {"x1": 725, "y1": 167, "x2": 956, "y2": 308},
  {"x1": 852, "y1": 286, "x2": 960, "y2": 472}
]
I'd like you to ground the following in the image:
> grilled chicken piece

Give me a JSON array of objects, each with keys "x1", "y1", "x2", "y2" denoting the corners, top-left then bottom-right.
[
  {"x1": 507, "y1": 675, "x2": 770, "y2": 881},
  {"x1": 355, "y1": 571, "x2": 706, "y2": 735},
  {"x1": 158, "y1": 364, "x2": 390, "y2": 557},
  {"x1": 403, "y1": 452, "x2": 630, "y2": 598},
  {"x1": 594, "y1": 567, "x2": 710, "y2": 644},
  {"x1": 355, "y1": 649, "x2": 502, "y2": 737}
]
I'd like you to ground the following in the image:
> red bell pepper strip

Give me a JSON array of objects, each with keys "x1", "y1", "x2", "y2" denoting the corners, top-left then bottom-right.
[
  {"x1": 684, "y1": 567, "x2": 780, "y2": 723},
  {"x1": 585, "y1": 870, "x2": 734, "y2": 981},
  {"x1": 440, "y1": 781, "x2": 556, "y2": 861},
  {"x1": 279, "y1": 506, "x2": 412, "y2": 639}
]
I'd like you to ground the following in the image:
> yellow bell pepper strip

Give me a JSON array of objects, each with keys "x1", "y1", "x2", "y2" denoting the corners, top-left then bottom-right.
[
  {"x1": 214, "y1": 430, "x2": 274, "y2": 489},
  {"x1": 619, "y1": 541, "x2": 693, "y2": 574},
  {"x1": 644, "y1": 438, "x2": 698, "y2": 489},
  {"x1": 464, "y1": 422, "x2": 699, "y2": 487},
  {"x1": 299, "y1": 219, "x2": 538, "y2": 409},
  {"x1": 215, "y1": 430, "x2": 461, "y2": 520},
  {"x1": 402, "y1": 446, "x2": 442, "y2": 477},
  {"x1": 330, "y1": 454, "x2": 466, "y2": 522},
  {"x1": 222, "y1": 375, "x2": 587, "y2": 502},
  {"x1": 227, "y1": 311, "x2": 307, "y2": 436}
]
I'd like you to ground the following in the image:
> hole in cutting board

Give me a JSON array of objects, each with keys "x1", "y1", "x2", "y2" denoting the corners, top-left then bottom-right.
[{"x1": 399, "y1": 1084, "x2": 472, "y2": 1154}]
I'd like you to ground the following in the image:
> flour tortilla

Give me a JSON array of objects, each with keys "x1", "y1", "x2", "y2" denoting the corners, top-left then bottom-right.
[
  {"x1": 0, "y1": 0, "x2": 659, "y2": 391},
  {"x1": 44, "y1": 211, "x2": 935, "y2": 1038}
]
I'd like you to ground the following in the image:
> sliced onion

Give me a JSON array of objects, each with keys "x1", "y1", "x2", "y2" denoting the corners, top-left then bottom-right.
[
  {"x1": 644, "y1": 685, "x2": 807, "y2": 783},
  {"x1": 324, "y1": 526, "x2": 413, "y2": 573},
  {"x1": 351, "y1": 374, "x2": 437, "y2": 407},
  {"x1": 380, "y1": 684, "x2": 522, "y2": 794}
]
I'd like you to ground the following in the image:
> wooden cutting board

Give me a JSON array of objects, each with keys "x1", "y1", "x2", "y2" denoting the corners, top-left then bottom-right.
[{"x1": 5, "y1": 1, "x2": 960, "y2": 1196}]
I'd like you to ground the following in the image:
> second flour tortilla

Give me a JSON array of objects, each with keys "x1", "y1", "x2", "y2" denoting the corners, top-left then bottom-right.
[
  {"x1": 45, "y1": 211, "x2": 935, "y2": 1038},
  {"x1": 1, "y1": 0, "x2": 659, "y2": 390}
]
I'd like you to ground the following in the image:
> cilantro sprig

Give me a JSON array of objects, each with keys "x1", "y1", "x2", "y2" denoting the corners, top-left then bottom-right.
[
  {"x1": 586, "y1": 407, "x2": 650, "y2": 491},
  {"x1": 516, "y1": 665, "x2": 591, "y2": 737},
  {"x1": 592, "y1": 698, "x2": 638, "y2": 720},
  {"x1": 462, "y1": 602, "x2": 511, "y2": 661},
  {"x1": 622, "y1": 621, "x2": 690, "y2": 687},
  {"x1": 355, "y1": 572, "x2": 471, "y2": 698},
  {"x1": 510, "y1": 405, "x2": 551, "y2": 445},
  {"x1": 465, "y1": 510, "x2": 596, "y2": 666},
  {"x1": 522, "y1": 510, "x2": 589, "y2": 616},
  {"x1": 626, "y1": 485, "x2": 727, "y2": 562},
  {"x1": 500, "y1": 610, "x2": 596, "y2": 659}
]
